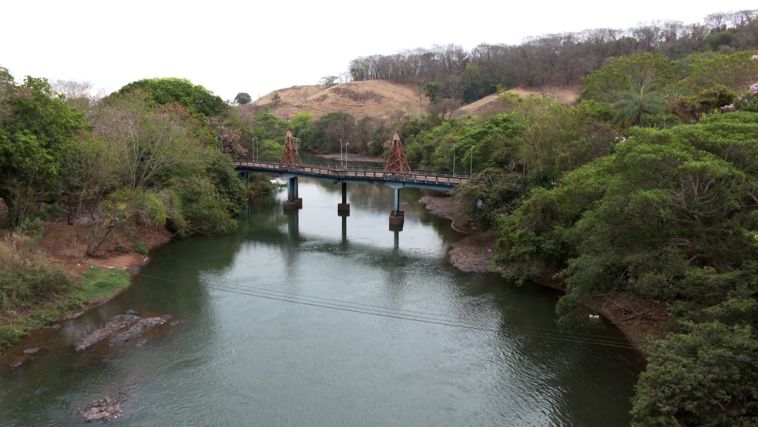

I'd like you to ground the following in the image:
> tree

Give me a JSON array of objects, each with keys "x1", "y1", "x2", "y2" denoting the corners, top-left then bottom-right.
[
  {"x1": 631, "y1": 321, "x2": 758, "y2": 426},
  {"x1": 611, "y1": 81, "x2": 665, "y2": 126},
  {"x1": 59, "y1": 137, "x2": 119, "y2": 224},
  {"x1": 319, "y1": 75, "x2": 338, "y2": 88},
  {"x1": 113, "y1": 78, "x2": 227, "y2": 118},
  {"x1": 234, "y1": 92, "x2": 252, "y2": 105},
  {"x1": 89, "y1": 93, "x2": 205, "y2": 189},
  {"x1": 0, "y1": 75, "x2": 88, "y2": 226},
  {"x1": 581, "y1": 53, "x2": 675, "y2": 104}
]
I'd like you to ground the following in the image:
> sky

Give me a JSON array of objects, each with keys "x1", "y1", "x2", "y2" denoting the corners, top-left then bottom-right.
[{"x1": 1, "y1": 0, "x2": 755, "y2": 101}]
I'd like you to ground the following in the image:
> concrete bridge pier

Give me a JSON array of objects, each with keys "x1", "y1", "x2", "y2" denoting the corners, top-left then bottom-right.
[
  {"x1": 338, "y1": 182, "x2": 350, "y2": 216},
  {"x1": 389, "y1": 186, "x2": 404, "y2": 229},
  {"x1": 341, "y1": 215, "x2": 348, "y2": 246},
  {"x1": 283, "y1": 176, "x2": 302, "y2": 211}
]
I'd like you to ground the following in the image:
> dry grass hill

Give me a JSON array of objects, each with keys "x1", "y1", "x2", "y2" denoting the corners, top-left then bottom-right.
[
  {"x1": 451, "y1": 86, "x2": 581, "y2": 118},
  {"x1": 241, "y1": 80, "x2": 429, "y2": 120},
  {"x1": 241, "y1": 81, "x2": 580, "y2": 121}
]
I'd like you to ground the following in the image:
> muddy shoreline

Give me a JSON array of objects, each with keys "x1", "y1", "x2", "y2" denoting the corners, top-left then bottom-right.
[{"x1": 419, "y1": 194, "x2": 667, "y2": 351}]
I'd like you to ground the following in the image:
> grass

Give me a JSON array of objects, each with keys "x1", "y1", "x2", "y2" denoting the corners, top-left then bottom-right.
[
  {"x1": 132, "y1": 237, "x2": 149, "y2": 255},
  {"x1": 76, "y1": 267, "x2": 131, "y2": 304}
]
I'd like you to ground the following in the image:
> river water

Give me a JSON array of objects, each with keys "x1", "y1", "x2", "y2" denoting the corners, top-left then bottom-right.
[{"x1": 0, "y1": 179, "x2": 640, "y2": 426}]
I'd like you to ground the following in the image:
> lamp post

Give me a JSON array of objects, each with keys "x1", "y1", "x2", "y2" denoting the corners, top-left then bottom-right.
[
  {"x1": 253, "y1": 137, "x2": 259, "y2": 161},
  {"x1": 345, "y1": 142, "x2": 350, "y2": 170},
  {"x1": 469, "y1": 145, "x2": 475, "y2": 177},
  {"x1": 452, "y1": 146, "x2": 456, "y2": 176},
  {"x1": 339, "y1": 139, "x2": 344, "y2": 169}
]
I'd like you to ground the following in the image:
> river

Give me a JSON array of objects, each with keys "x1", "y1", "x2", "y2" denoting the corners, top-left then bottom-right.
[{"x1": 0, "y1": 179, "x2": 641, "y2": 426}]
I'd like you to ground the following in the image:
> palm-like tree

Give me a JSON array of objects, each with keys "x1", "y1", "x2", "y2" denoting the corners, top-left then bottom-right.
[{"x1": 612, "y1": 79, "x2": 665, "y2": 126}]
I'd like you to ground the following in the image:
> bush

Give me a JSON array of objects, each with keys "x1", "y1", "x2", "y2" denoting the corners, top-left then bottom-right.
[
  {"x1": 132, "y1": 238, "x2": 148, "y2": 255},
  {"x1": 0, "y1": 234, "x2": 70, "y2": 314},
  {"x1": 170, "y1": 176, "x2": 237, "y2": 235}
]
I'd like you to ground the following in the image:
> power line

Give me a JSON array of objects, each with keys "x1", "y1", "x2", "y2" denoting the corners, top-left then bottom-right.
[
  {"x1": 140, "y1": 271, "x2": 633, "y2": 345},
  {"x1": 138, "y1": 272, "x2": 638, "y2": 350},
  {"x1": 137, "y1": 271, "x2": 757, "y2": 363}
]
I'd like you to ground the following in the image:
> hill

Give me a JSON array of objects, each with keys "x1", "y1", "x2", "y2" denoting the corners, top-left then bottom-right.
[
  {"x1": 451, "y1": 86, "x2": 580, "y2": 118},
  {"x1": 242, "y1": 80, "x2": 429, "y2": 120}
]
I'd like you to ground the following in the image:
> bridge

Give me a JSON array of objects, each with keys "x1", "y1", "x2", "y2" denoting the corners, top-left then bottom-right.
[{"x1": 234, "y1": 131, "x2": 469, "y2": 230}]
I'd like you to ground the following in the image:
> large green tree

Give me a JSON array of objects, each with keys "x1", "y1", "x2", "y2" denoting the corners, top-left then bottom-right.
[
  {"x1": 0, "y1": 73, "x2": 88, "y2": 226},
  {"x1": 114, "y1": 78, "x2": 227, "y2": 118},
  {"x1": 234, "y1": 92, "x2": 252, "y2": 105}
]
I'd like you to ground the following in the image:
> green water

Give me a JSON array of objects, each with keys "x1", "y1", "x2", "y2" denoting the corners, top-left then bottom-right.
[{"x1": 0, "y1": 179, "x2": 641, "y2": 426}]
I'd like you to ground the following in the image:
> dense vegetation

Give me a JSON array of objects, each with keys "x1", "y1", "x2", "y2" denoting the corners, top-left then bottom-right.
[
  {"x1": 389, "y1": 48, "x2": 755, "y2": 425},
  {"x1": 349, "y1": 10, "x2": 758, "y2": 103},
  {"x1": 0, "y1": 74, "x2": 255, "y2": 351}
]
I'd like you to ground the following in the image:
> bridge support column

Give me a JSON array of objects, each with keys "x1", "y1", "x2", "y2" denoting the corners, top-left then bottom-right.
[
  {"x1": 338, "y1": 182, "x2": 350, "y2": 216},
  {"x1": 283, "y1": 176, "x2": 302, "y2": 211},
  {"x1": 389, "y1": 187, "x2": 404, "y2": 229},
  {"x1": 341, "y1": 215, "x2": 348, "y2": 246}
]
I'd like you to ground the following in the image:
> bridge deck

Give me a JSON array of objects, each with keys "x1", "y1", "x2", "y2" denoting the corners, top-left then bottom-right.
[{"x1": 234, "y1": 161, "x2": 469, "y2": 189}]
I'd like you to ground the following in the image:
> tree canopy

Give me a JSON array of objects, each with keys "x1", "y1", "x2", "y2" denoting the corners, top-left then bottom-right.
[{"x1": 114, "y1": 78, "x2": 227, "y2": 118}]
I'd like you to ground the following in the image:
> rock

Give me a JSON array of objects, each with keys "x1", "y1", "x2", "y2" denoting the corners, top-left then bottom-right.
[
  {"x1": 109, "y1": 315, "x2": 172, "y2": 345},
  {"x1": 9, "y1": 361, "x2": 24, "y2": 369},
  {"x1": 22, "y1": 347, "x2": 40, "y2": 355},
  {"x1": 74, "y1": 313, "x2": 141, "y2": 352},
  {"x1": 81, "y1": 393, "x2": 126, "y2": 423},
  {"x1": 125, "y1": 309, "x2": 139, "y2": 316}
]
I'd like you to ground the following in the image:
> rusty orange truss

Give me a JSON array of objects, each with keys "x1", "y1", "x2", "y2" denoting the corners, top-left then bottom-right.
[
  {"x1": 384, "y1": 132, "x2": 411, "y2": 175},
  {"x1": 281, "y1": 130, "x2": 302, "y2": 166}
]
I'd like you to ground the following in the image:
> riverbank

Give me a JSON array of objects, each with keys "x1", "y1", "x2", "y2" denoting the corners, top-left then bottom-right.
[
  {"x1": 419, "y1": 194, "x2": 670, "y2": 351},
  {"x1": 419, "y1": 195, "x2": 498, "y2": 274},
  {"x1": 0, "y1": 222, "x2": 171, "y2": 355}
]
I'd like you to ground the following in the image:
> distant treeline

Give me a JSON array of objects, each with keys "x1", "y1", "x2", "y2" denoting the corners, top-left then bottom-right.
[{"x1": 348, "y1": 10, "x2": 758, "y2": 102}]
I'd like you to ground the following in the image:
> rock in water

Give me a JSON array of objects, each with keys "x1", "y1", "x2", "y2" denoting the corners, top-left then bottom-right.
[
  {"x1": 80, "y1": 394, "x2": 126, "y2": 423},
  {"x1": 109, "y1": 315, "x2": 172, "y2": 345},
  {"x1": 22, "y1": 347, "x2": 40, "y2": 355},
  {"x1": 74, "y1": 313, "x2": 140, "y2": 352}
]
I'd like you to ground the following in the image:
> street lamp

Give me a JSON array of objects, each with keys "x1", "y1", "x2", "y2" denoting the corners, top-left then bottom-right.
[
  {"x1": 469, "y1": 145, "x2": 475, "y2": 176},
  {"x1": 345, "y1": 142, "x2": 350, "y2": 170},
  {"x1": 252, "y1": 137, "x2": 258, "y2": 161},
  {"x1": 339, "y1": 138, "x2": 344, "y2": 169},
  {"x1": 452, "y1": 146, "x2": 456, "y2": 176}
]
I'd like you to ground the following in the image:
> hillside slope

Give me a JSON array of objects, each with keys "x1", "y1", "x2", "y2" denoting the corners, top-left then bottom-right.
[
  {"x1": 452, "y1": 86, "x2": 580, "y2": 118},
  {"x1": 242, "y1": 80, "x2": 429, "y2": 120}
]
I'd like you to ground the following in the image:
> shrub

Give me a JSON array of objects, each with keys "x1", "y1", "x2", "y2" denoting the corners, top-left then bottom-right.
[{"x1": 0, "y1": 234, "x2": 70, "y2": 314}]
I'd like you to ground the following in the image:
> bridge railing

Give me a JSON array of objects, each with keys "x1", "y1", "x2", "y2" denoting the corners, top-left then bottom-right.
[{"x1": 233, "y1": 161, "x2": 470, "y2": 186}]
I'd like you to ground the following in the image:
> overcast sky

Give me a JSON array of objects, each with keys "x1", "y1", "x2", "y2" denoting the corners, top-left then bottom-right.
[{"x1": 1, "y1": 1, "x2": 755, "y2": 101}]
